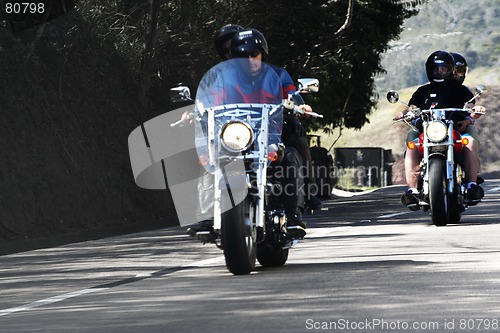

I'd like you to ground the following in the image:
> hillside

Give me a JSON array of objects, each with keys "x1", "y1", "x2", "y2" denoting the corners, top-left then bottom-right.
[
  {"x1": 375, "y1": 0, "x2": 499, "y2": 95},
  {"x1": 318, "y1": 0, "x2": 500, "y2": 185}
]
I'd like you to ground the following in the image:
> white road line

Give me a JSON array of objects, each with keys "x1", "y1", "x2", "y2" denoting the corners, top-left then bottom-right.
[
  {"x1": 182, "y1": 255, "x2": 225, "y2": 267},
  {"x1": 0, "y1": 288, "x2": 109, "y2": 317},
  {"x1": 0, "y1": 255, "x2": 225, "y2": 317},
  {"x1": 378, "y1": 212, "x2": 411, "y2": 219},
  {"x1": 487, "y1": 187, "x2": 500, "y2": 193}
]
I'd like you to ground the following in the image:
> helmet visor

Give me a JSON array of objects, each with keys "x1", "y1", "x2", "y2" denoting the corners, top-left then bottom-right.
[{"x1": 431, "y1": 64, "x2": 453, "y2": 80}]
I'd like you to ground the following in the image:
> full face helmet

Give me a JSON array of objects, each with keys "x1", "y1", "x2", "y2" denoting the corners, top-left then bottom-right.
[
  {"x1": 450, "y1": 52, "x2": 468, "y2": 84},
  {"x1": 425, "y1": 50, "x2": 455, "y2": 84},
  {"x1": 230, "y1": 29, "x2": 269, "y2": 61},
  {"x1": 214, "y1": 24, "x2": 244, "y2": 60}
]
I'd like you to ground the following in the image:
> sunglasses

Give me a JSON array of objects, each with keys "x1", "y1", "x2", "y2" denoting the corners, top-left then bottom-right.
[{"x1": 234, "y1": 49, "x2": 261, "y2": 58}]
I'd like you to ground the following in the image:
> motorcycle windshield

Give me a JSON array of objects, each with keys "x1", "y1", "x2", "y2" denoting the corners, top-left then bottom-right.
[
  {"x1": 196, "y1": 58, "x2": 283, "y2": 107},
  {"x1": 192, "y1": 59, "x2": 284, "y2": 222},
  {"x1": 194, "y1": 58, "x2": 284, "y2": 172}
]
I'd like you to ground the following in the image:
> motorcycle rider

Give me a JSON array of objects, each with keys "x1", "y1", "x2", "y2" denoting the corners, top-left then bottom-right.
[
  {"x1": 228, "y1": 28, "x2": 308, "y2": 227},
  {"x1": 216, "y1": 25, "x2": 323, "y2": 211},
  {"x1": 395, "y1": 50, "x2": 486, "y2": 210}
]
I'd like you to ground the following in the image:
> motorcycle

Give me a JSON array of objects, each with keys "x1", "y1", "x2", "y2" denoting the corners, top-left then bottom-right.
[
  {"x1": 170, "y1": 59, "x2": 321, "y2": 274},
  {"x1": 387, "y1": 85, "x2": 486, "y2": 226}
]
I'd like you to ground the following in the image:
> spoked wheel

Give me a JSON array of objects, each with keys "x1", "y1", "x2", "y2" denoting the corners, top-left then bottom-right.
[
  {"x1": 428, "y1": 157, "x2": 448, "y2": 226},
  {"x1": 221, "y1": 195, "x2": 257, "y2": 275}
]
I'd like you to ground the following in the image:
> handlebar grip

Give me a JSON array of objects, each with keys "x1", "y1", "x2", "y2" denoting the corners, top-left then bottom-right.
[{"x1": 294, "y1": 107, "x2": 324, "y2": 118}]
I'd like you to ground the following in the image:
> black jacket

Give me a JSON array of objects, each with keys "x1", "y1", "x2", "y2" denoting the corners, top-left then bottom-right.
[{"x1": 409, "y1": 82, "x2": 474, "y2": 131}]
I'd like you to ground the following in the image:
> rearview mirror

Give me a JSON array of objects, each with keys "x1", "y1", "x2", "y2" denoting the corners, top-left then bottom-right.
[
  {"x1": 297, "y1": 78, "x2": 319, "y2": 93},
  {"x1": 169, "y1": 86, "x2": 192, "y2": 103},
  {"x1": 386, "y1": 90, "x2": 399, "y2": 104},
  {"x1": 475, "y1": 85, "x2": 486, "y2": 95}
]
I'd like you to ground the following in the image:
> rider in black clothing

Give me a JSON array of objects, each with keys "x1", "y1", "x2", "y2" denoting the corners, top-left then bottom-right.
[{"x1": 396, "y1": 50, "x2": 486, "y2": 209}]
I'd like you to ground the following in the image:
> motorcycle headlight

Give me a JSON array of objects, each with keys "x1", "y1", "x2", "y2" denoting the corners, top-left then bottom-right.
[
  {"x1": 426, "y1": 121, "x2": 448, "y2": 142},
  {"x1": 220, "y1": 120, "x2": 254, "y2": 153}
]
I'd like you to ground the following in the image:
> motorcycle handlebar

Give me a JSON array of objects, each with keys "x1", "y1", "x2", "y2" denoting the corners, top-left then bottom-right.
[{"x1": 392, "y1": 107, "x2": 484, "y2": 124}]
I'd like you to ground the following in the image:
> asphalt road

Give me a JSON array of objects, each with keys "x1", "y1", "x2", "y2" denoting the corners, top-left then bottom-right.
[{"x1": 1, "y1": 180, "x2": 500, "y2": 333}]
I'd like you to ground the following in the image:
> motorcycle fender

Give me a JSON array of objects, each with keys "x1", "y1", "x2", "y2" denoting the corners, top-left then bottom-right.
[
  {"x1": 217, "y1": 161, "x2": 250, "y2": 211},
  {"x1": 426, "y1": 154, "x2": 454, "y2": 194}
]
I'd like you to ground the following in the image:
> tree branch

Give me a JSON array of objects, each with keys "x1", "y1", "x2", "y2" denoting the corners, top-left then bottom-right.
[{"x1": 335, "y1": 0, "x2": 354, "y2": 35}]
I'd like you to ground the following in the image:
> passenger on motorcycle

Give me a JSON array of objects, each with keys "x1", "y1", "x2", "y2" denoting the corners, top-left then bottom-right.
[
  {"x1": 450, "y1": 51, "x2": 485, "y2": 182},
  {"x1": 394, "y1": 50, "x2": 486, "y2": 209},
  {"x1": 450, "y1": 52, "x2": 485, "y2": 125}
]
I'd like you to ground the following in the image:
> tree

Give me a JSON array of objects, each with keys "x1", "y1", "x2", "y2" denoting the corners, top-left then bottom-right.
[
  {"x1": 243, "y1": 0, "x2": 422, "y2": 131},
  {"x1": 74, "y1": 0, "x2": 423, "y2": 126}
]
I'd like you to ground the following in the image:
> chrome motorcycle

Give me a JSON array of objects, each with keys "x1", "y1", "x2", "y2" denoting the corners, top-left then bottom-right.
[
  {"x1": 388, "y1": 86, "x2": 485, "y2": 226},
  {"x1": 171, "y1": 59, "x2": 320, "y2": 274}
]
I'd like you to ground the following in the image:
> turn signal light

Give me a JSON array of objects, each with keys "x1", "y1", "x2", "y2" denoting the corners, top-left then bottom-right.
[
  {"x1": 407, "y1": 141, "x2": 417, "y2": 150},
  {"x1": 461, "y1": 137, "x2": 469, "y2": 145},
  {"x1": 268, "y1": 151, "x2": 279, "y2": 162}
]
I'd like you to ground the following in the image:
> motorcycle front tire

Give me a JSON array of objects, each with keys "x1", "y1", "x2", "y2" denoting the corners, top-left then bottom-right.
[
  {"x1": 428, "y1": 157, "x2": 448, "y2": 226},
  {"x1": 221, "y1": 195, "x2": 257, "y2": 275}
]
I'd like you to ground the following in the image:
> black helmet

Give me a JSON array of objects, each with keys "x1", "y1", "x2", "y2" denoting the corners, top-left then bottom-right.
[
  {"x1": 450, "y1": 52, "x2": 468, "y2": 84},
  {"x1": 214, "y1": 24, "x2": 244, "y2": 60},
  {"x1": 425, "y1": 50, "x2": 455, "y2": 84},
  {"x1": 230, "y1": 29, "x2": 269, "y2": 61}
]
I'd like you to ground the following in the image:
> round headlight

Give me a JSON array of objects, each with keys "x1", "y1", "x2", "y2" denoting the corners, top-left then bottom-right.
[
  {"x1": 220, "y1": 121, "x2": 254, "y2": 153},
  {"x1": 426, "y1": 121, "x2": 448, "y2": 142}
]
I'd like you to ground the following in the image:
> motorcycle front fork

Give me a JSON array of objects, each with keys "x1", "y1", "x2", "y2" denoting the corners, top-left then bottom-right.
[{"x1": 419, "y1": 161, "x2": 466, "y2": 203}]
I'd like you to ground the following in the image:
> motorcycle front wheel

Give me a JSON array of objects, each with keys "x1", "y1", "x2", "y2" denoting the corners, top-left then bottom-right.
[
  {"x1": 428, "y1": 157, "x2": 448, "y2": 226},
  {"x1": 221, "y1": 195, "x2": 257, "y2": 275}
]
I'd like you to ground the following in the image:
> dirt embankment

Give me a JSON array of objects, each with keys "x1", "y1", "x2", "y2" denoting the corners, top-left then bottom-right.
[{"x1": 0, "y1": 26, "x2": 178, "y2": 254}]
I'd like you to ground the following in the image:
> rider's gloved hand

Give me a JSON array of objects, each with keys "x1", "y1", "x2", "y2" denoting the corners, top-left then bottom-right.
[
  {"x1": 394, "y1": 105, "x2": 417, "y2": 121},
  {"x1": 471, "y1": 105, "x2": 486, "y2": 119},
  {"x1": 394, "y1": 112, "x2": 405, "y2": 121},
  {"x1": 297, "y1": 104, "x2": 313, "y2": 118}
]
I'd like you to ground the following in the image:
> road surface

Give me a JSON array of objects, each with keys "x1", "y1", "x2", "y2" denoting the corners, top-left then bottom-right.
[{"x1": 1, "y1": 180, "x2": 500, "y2": 333}]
